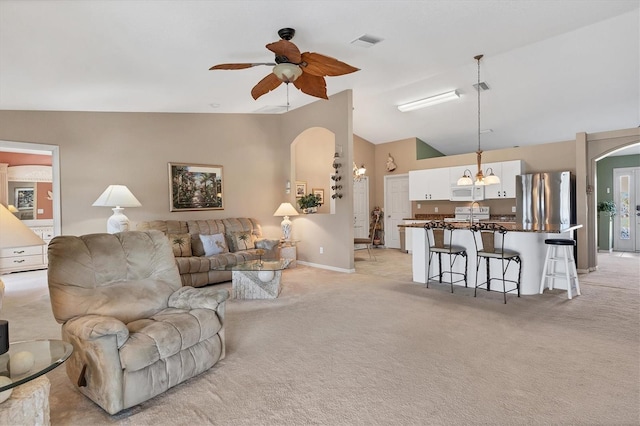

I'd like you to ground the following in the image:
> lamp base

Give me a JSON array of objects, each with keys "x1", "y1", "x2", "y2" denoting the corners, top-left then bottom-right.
[
  {"x1": 106, "y1": 207, "x2": 130, "y2": 234},
  {"x1": 281, "y1": 216, "x2": 292, "y2": 241}
]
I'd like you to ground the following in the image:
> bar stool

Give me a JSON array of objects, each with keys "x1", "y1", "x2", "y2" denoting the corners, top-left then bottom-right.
[
  {"x1": 470, "y1": 223, "x2": 522, "y2": 304},
  {"x1": 539, "y1": 239, "x2": 580, "y2": 299},
  {"x1": 423, "y1": 221, "x2": 468, "y2": 293}
]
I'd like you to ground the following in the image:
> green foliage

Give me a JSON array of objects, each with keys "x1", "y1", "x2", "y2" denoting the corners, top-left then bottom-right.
[
  {"x1": 297, "y1": 194, "x2": 322, "y2": 209},
  {"x1": 597, "y1": 200, "x2": 616, "y2": 216}
]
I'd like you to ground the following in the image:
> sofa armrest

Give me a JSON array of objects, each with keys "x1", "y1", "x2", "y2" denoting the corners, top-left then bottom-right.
[
  {"x1": 168, "y1": 286, "x2": 230, "y2": 311},
  {"x1": 255, "y1": 238, "x2": 280, "y2": 250},
  {"x1": 64, "y1": 314, "x2": 130, "y2": 348}
]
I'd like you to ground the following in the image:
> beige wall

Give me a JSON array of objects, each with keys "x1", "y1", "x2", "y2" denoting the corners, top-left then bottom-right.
[
  {"x1": 282, "y1": 90, "x2": 354, "y2": 271},
  {"x1": 0, "y1": 91, "x2": 355, "y2": 272},
  {"x1": 1, "y1": 103, "x2": 636, "y2": 274},
  {"x1": 293, "y1": 127, "x2": 335, "y2": 215},
  {"x1": 353, "y1": 134, "x2": 376, "y2": 210}
]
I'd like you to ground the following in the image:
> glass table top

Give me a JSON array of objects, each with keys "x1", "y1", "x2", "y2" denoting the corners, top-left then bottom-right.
[
  {"x1": 0, "y1": 339, "x2": 73, "y2": 392},
  {"x1": 216, "y1": 258, "x2": 291, "y2": 272}
]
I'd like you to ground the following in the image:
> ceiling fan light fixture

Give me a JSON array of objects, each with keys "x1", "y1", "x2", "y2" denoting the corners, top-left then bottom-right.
[
  {"x1": 397, "y1": 90, "x2": 459, "y2": 112},
  {"x1": 272, "y1": 63, "x2": 302, "y2": 82}
]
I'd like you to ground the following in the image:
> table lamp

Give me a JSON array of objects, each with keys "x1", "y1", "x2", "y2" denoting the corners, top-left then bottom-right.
[
  {"x1": 273, "y1": 202, "x2": 299, "y2": 241},
  {"x1": 0, "y1": 204, "x2": 46, "y2": 355},
  {"x1": 92, "y1": 185, "x2": 141, "y2": 233}
]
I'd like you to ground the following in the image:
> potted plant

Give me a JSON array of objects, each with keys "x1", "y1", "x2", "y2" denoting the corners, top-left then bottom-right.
[
  {"x1": 297, "y1": 193, "x2": 322, "y2": 214},
  {"x1": 597, "y1": 200, "x2": 616, "y2": 252},
  {"x1": 597, "y1": 200, "x2": 617, "y2": 217}
]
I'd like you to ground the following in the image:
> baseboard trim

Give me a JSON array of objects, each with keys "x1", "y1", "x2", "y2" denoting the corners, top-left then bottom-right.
[{"x1": 296, "y1": 261, "x2": 354, "y2": 274}]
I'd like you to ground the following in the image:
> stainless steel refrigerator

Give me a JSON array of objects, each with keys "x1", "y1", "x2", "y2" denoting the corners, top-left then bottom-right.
[{"x1": 516, "y1": 171, "x2": 575, "y2": 227}]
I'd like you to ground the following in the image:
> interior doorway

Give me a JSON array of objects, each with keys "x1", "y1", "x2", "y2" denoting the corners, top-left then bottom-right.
[
  {"x1": 384, "y1": 174, "x2": 410, "y2": 249},
  {"x1": 0, "y1": 140, "x2": 61, "y2": 236}
]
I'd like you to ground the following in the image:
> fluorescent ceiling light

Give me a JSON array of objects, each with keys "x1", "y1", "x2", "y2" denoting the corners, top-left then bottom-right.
[{"x1": 397, "y1": 90, "x2": 459, "y2": 112}]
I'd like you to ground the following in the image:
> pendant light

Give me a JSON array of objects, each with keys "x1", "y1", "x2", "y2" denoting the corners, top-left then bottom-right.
[{"x1": 472, "y1": 54, "x2": 499, "y2": 186}]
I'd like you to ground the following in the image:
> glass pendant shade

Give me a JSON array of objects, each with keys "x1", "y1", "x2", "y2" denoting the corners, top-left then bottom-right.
[{"x1": 272, "y1": 63, "x2": 303, "y2": 82}]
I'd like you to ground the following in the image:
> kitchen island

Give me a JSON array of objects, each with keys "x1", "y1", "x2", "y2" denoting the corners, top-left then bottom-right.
[{"x1": 399, "y1": 222, "x2": 582, "y2": 296}]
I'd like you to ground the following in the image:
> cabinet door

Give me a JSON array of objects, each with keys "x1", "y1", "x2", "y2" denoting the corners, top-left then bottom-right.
[
  {"x1": 482, "y1": 160, "x2": 522, "y2": 199},
  {"x1": 429, "y1": 168, "x2": 453, "y2": 200},
  {"x1": 409, "y1": 169, "x2": 431, "y2": 200},
  {"x1": 483, "y1": 162, "x2": 502, "y2": 199},
  {"x1": 500, "y1": 160, "x2": 522, "y2": 198}
]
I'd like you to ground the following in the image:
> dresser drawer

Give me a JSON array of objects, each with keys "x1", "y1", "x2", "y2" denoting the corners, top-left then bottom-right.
[
  {"x1": 0, "y1": 254, "x2": 44, "y2": 270},
  {"x1": 0, "y1": 245, "x2": 43, "y2": 258}
]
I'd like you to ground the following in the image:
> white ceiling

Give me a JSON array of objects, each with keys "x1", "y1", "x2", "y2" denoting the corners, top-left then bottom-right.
[{"x1": 0, "y1": 1, "x2": 638, "y2": 155}]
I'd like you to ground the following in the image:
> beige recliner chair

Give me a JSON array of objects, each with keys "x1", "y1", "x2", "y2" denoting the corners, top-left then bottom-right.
[{"x1": 47, "y1": 230, "x2": 229, "y2": 415}]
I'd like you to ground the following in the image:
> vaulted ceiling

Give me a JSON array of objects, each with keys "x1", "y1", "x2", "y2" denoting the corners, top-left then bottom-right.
[{"x1": 0, "y1": 1, "x2": 638, "y2": 155}]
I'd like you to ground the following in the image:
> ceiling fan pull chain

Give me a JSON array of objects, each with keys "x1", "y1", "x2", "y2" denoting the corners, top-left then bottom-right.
[{"x1": 286, "y1": 83, "x2": 290, "y2": 112}]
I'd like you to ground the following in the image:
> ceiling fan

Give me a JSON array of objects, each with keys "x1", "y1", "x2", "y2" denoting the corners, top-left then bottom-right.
[{"x1": 210, "y1": 28, "x2": 359, "y2": 101}]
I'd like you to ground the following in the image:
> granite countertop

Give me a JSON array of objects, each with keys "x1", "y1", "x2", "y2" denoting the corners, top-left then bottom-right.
[
  {"x1": 404, "y1": 214, "x2": 517, "y2": 221},
  {"x1": 399, "y1": 222, "x2": 583, "y2": 234}
]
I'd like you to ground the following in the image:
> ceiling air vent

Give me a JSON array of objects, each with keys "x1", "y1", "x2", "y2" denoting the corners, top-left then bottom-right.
[
  {"x1": 473, "y1": 81, "x2": 490, "y2": 91},
  {"x1": 350, "y1": 34, "x2": 384, "y2": 48}
]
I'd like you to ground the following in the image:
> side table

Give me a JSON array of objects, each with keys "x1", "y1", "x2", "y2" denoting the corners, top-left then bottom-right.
[
  {"x1": 0, "y1": 339, "x2": 73, "y2": 426},
  {"x1": 279, "y1": 241, "x2": 297, "y2": 268}
]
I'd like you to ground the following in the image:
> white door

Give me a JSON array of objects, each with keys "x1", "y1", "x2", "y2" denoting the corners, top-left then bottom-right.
[
  {"x1": 613, "y1": 167, "x2": 640, "y2": 252},
  {"x1": 354, "y1": 177, "x2": 369, "y2": 242},
  {"x1": 384, "y1": 174, "x2": 410, "y2": 249}
]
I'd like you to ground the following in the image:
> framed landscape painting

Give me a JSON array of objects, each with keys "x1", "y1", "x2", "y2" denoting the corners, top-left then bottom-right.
[{"x1": 169, "y1": 163, "x2": 224, "y2": 211}]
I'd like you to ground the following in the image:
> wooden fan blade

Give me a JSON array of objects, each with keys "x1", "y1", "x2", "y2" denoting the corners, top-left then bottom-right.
[
  {"x1": 210, "y1": 63, "x2": 274, "y2": 70},
  {"x1": 300, "y1": 52, "x2": 359, "y2": 77},
  {"x1": 266, "y1": 40, "x2": 302, "y2": 64},
  {"x1": 251, "y1": 73, "x2": 283, "y2": 100},
  {"x1": 293, "y1": 72, "x2": 327, "y2": 100}
]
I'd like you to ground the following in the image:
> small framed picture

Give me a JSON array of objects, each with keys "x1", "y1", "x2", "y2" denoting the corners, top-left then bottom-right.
[
  {"x1": 312, "y1": 188, "x2": 324, "y2": 205},
  {"x1": 295, "y1": 181, "x2": 307, "y2": 198},
  {"x1": 15, "y1": 187, "x2": 35, "y2": 210}
]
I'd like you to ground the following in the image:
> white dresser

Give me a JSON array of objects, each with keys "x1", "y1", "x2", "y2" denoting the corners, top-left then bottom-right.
[{"x1": 0, "y1": 223, "x2": 54, "y2": 274}]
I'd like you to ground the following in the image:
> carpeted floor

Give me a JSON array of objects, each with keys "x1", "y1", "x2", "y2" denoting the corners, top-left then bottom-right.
[{"x1": 2, "y1": 249, "x2": 639, "y2": 425}]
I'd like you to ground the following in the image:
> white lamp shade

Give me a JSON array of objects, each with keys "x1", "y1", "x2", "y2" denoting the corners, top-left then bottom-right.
[
  {"x1": 273, "y1": 203, "x2": 299, "y2": 217},
  {"x1": 0, "y1": 204, "x2": 45, "y2": 249},
  {"x1": 92, "y1": 185, "x2": 141, "y2": 208},
  {"x1": 483, "y1": 169, "x2": 501, "y2": 185}
]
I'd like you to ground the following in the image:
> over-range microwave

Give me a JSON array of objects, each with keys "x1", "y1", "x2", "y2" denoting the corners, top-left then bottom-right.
[{"x1": 450, "y1": 185, "x2": 485, "y2": 201}]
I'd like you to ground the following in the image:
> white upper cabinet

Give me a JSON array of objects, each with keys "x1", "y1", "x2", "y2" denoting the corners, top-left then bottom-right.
[
  {"x1": 409, "y1": 168, "x2": 450, "y2": 200},
  {"x1": 483, "y1": 160, "x2": 522, "y2": 199}
]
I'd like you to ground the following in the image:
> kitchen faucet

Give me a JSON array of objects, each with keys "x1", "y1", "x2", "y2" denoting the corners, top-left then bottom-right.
[{"x1": 470, "y1": 201, "x2": 480, "y2": 225}]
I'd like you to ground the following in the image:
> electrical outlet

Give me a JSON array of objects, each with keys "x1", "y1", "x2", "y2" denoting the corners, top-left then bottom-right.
[
  {"x1": 319, "y1": 247, "x2": 324, "y2": 254},
  {"x1": 434, "y1": 207, "x2": 439, "y2": 213},
  {"x1": 512, "y1": 206, "x2": 516, "y2": 213},
  {"x1": 417, "y1": 203, "x2": 421, "y2": 209}
]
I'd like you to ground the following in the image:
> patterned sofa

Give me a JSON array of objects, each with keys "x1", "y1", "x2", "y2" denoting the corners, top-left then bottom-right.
[{"x1": 137, "y1": 218, "x2": 279, "y2": 287}]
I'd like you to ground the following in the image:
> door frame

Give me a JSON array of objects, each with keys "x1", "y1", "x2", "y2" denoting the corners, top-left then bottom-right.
[
  {"x1": 0, "y1": 140, "x2": 61, "y2": 236},
  {"x1": 384, "y1": 173, "x2": 410, "y2": 249}
]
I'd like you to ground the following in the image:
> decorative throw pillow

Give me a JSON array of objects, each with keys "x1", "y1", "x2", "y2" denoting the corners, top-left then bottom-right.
[
  {"x1": 168, "y1": 233, "x2": 192, "y2": 257},
  {"x1": 200, "y1": 233, "x2": 228, "y2": 256},
  {"x1": 228, "y1": 231, "x2": 256, "y2": 251}
]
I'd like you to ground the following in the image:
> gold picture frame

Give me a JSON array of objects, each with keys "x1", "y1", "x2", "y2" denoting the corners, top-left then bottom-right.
[
  {"x1": 169, "y1": 162, "x2": 224, "y2": 211},
  {"x1": 295, "y1": 181, "x2": 307, "y2": 198},
  {"x1": 312, "y1": 188, "x2": 324, "y2": 205}
]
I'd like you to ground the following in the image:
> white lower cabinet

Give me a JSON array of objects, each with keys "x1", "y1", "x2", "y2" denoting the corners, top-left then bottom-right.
[{"x1": 0, "y1": 226, "x2": 53, "y2": 274}]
